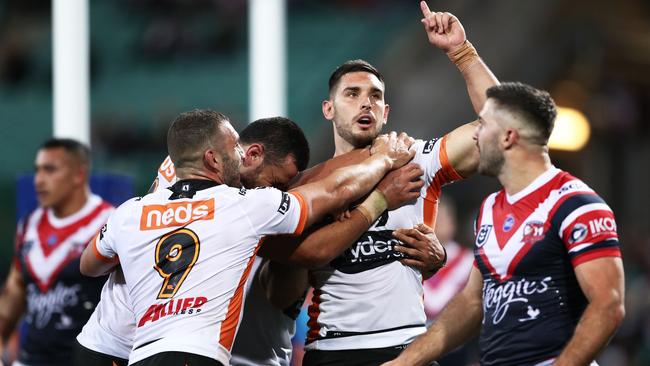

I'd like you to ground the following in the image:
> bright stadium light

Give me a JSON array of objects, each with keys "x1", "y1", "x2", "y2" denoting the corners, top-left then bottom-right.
[{"x1": 548, "y1": 107, "x2": 591, "y2": 151}]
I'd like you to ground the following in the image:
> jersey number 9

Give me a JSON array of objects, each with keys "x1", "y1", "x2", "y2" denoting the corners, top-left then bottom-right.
[{"x1": 154, "y1": 228, "x2": 200, "y2": 299}]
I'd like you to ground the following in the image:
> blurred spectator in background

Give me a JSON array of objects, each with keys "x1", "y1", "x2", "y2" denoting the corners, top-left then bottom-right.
[
  {"x1": 0, "y1": 139, "x2": 112, "y2": 366},
  {"x1": 423, "y1": 197, "x2": 478, "y2": 366}
]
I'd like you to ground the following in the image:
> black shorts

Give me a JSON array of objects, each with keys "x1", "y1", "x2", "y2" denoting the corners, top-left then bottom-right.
[
  {"x1": 73, "y1": 341, "x2": 128, "y2": 366},
  {"x1": 131, "y1": 352, "x2": 224, "y2": 366},
  {"x1": 303, "y1": 345, "x2": 440, "y2": 366}
]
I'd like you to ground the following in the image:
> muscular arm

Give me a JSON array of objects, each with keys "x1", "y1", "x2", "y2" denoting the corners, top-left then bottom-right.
[
  {"x1": 292, "y1": 132, "x2": 413, "y2": 228},
  {"x1": 80, "y1": 236, "x2": 119, "y2": 277},
  {"x1": 419, "y1": 2, "x2": 498, "y2": 177},
  {"x1": 384, "y1": 266, "x2": 483, "y2": 366},
  {"x1": 552, "y1": 257, "x2": 625, "y2": 366},
  {"x1": 0, "y1": 264, "x2": 26, "y2": 350}
]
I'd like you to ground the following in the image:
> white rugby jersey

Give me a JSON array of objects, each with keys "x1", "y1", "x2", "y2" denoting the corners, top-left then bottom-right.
[
  {"x1": 306, "y1": 136, "x2": 462, "y2": 350},
  {"x1": 77, "y1": 158, "x2": 179, "y2": 360},
  {"x1": 93, "y1": 180, "x2": 307, "y2": 365}
]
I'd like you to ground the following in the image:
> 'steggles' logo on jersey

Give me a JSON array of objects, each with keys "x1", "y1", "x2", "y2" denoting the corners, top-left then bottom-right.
[
  {"x1": 476, "y1": 224, "x2": 492, "y2": 247},
  {"x1": 278, "y1": 192, "x2": 291, "y2": 215}
]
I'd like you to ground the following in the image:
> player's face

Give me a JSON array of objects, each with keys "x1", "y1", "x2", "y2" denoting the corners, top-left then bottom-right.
[
  {"x1": 219, "y1": 123, "x2": 244, "y2": 188},
  {"x1": 474, "y1": 99, "x2": 505, "y2": 177},
  {"x1": 324, "y1": 72, "x2": 389, "y2": 148},
  {"x1": 34, "y1": 148, "x2": 82, "y2": 208},
  {"x1": 240, "y1": 153, "x2": 298, "y2": 191}
]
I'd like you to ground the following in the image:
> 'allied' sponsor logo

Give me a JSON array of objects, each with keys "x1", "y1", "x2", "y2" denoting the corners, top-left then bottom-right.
[
  {"x1": 138, "y1": 296, "x2": 207, "y2": 327},
  {"x1": 140, "y1": 199, "x2": 214, "y2": 230}
]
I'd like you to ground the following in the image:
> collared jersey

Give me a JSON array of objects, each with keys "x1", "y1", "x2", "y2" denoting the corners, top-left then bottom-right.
[
  {"x1": 306, "y1": 137, "x2": 462, "y2": 350},
  {"x1": 14, "y1": 194, "x2": 112, "y2": 365},
  {"x1": 93, "y1": 180, "x2": 307, "y2": 365},
  {"x1": 473, "y1": 167, "x2": 620, "y2": 366}
]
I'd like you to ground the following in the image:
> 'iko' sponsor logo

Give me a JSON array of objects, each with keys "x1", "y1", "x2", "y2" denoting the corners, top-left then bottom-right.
[
  {"x1": 140, "y1": 199, "x2": 214, "y2": 230},
  {"x1": 588, "y1": 217, "x2": 616, "y2": 235}
]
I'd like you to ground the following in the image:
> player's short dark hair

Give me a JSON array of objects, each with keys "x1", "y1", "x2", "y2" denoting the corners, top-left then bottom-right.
[
  {"x1": 40, "y1": 138, "x2": 91, "y2": 170},
  {"x1": 240, "y1": 117, "x2": 310, "y2": 171},
  {"x1": 486, "y1": 82, "x2": 557, "y2": 144},
  {"x1": 328, "y1": 59, "x2": 384, "y2": 96},
  {"x1": 167, "y1": 109, "x2": 230, "y2": 169}
]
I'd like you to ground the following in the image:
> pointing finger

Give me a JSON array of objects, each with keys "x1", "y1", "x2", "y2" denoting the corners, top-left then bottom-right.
[{"x1": 420, "y1": 1, "x2": 432, "y2": 17}]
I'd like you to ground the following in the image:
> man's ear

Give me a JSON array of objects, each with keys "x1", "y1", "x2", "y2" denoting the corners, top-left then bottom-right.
[
  {"x1": 322, "y1": 99, "x2": 334, "y2": 120},
  {"x1": 242, "y1": 143, "x2": 264, "y2": 168},
  {"x1": 204, "y1": 149, "x2": 221, "y2": 172},
  {"x1": 382, "y1": 103, "x2": 390, "y2": 126},
  {"x1": 502, "y1": 128, "x2": 519, "y2": 150}
]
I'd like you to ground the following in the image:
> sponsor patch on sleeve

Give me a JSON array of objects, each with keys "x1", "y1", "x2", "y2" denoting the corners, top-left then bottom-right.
[
  {"x1": 422, "y1": 138, "x2": 439, "y2": 154},
  {"x1": 277, "y1": 192, "x2": 291, "y2": 215}
]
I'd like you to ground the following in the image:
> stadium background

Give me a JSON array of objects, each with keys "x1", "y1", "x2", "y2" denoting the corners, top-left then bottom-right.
[{"x1": 0, "y1": 0, "x2": 648, "y2": 364}]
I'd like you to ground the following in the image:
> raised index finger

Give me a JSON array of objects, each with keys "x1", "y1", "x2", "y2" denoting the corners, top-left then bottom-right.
[{"x1": 420, "y1": 1, "x2": 432, "y2": 17}]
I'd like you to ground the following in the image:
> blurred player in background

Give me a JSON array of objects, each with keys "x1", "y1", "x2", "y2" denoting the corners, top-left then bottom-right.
[
  {"x1": 385, "y1": 83, "x2": 625, "y2": 366},
  {"x1": 423, "y1": 197, "x2": 477, "y2": 366},
  {"x1": 0, "y1": 138, "x2": 112, "y2": 366}
]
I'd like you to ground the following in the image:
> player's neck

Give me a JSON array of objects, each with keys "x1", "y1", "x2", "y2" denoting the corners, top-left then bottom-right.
[
  {"x1": 51, "y1": 185, "x2": 90, "y2": 218},
  {"x1": 499, "y1": 151, "x2": 552, "y2": 196},
  {"x1": 176, "y1": 169, "x2": 223, "y2": 185},
  {"x1": 333, "y1": 132, "x2": 356, "y2": 157}
]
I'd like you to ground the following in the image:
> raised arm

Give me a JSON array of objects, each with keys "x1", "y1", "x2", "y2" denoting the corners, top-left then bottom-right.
[
  {"x1": 419, "y1": 1, "x2": 498, "y2": 177},
  {"x1": 383, "y1": 265, "x2": 484, "y2": 366},
  {"x1": 552, "y1": 257, "x2": 625, "y2": 366},
  {"x1": 419, "y1": 1, "x2": 498, "y2": 114}
]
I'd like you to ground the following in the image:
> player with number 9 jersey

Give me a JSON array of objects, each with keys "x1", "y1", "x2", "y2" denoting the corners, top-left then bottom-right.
[{"x1": 91, "y1": 180, "x2": 307, "y2": 365}]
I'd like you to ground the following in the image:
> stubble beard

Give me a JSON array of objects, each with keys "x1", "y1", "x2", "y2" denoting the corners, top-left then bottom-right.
[
  {"x1": 221, "y1": 152, "x2": 243, "y2": 188},
  {"x1": 477, "y1": 144, "x2": 504, "y2": 177},
  {"x1": 335, "y1": 121, "x2": 380, "y2": 149}
]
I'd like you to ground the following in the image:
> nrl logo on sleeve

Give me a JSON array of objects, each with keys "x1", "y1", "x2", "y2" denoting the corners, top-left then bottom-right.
[
  {"x1": 476, "y1": 224, "x2": 492, "y2": 247},
  {"x1": 422, "y1": 138, "x2": 439, "y2": 154},
  {"x1": 99, "y1": 224, "x2": 107, "y2": 240},
  {"x1": 278, "y1": 192, "x2": 291, "y2": 215}
]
